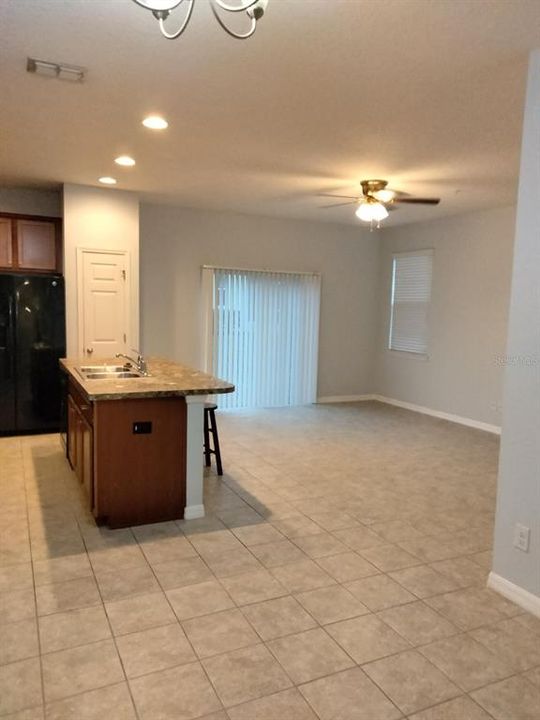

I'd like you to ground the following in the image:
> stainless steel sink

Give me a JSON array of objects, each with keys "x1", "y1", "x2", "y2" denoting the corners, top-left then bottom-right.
[
  {"x1": 80, "y1": 365, "x2": 129, "y2": 373},
  {"x1": 77, "y1": 364, "x2": 149, "y2": 381},
  {"x1": 84, "y1": 371, "x2": 142, "y2": 379}
]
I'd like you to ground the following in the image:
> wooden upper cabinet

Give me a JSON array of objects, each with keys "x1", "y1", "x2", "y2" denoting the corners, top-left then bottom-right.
[
  {"x1": 17, "y1": 219, "x2": 57, "y2": 271},
  {"x1": 0, "y1": 218, "x2": 13, "y2": 268},
  {"x1": 0, "y1": 214, "x2": 62, "y2": 273}
]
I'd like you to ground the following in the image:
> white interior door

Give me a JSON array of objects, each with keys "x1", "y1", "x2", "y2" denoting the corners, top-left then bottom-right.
[{"x1": 80, "y1": 250, "x2": 129, "y2": 359}]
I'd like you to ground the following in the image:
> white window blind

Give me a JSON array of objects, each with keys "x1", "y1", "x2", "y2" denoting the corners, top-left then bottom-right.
[
  {"x1": 202, "y1": 267, "x2": 321, "y2": 409},
  {"x1": 389, "y1": 250, "x2": 433, "y2": 354}
]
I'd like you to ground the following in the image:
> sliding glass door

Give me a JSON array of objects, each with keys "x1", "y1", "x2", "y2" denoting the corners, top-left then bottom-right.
[{"x1": 203, "y1": 267, "x2": 321, "y2": 409}]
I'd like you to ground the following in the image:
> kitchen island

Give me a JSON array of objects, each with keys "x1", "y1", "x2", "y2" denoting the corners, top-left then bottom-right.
[{"x1": 61, "y1": 357, "x2": 234, "y2": 528}]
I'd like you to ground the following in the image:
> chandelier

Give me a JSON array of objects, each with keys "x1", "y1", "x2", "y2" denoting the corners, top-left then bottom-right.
[{"x1": 131, "y1": 0, "x2": 269, "y2": 40}]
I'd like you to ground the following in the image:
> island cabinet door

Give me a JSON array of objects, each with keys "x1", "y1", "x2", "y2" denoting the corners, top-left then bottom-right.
[
  {"x1": 74, "y1": 411, "x2": 85, "y2": 486},
  {"x1": 93, "y1": 396, "x2": 187, "y2": 528},
  {"x1": 80, "y1": 415, "x2": 94, "y2": 511},
  {"x1": 67, "y1": 396, "x2": 78, "y2": 470},
  {"x1": 67, "y1": 385, "x2": 95, "y2": 513}
]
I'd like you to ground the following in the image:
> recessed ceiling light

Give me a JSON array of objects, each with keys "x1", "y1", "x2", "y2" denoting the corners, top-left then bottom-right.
[
  {"x1": 142, "y1": 115, "x2": 168, "y2": 130},
  {"x1": 115, "y1": 155, "x2": 136, "y2": 167},
  {"x1": 98, "y1": 176, "x2": 117, "y2": 185}
]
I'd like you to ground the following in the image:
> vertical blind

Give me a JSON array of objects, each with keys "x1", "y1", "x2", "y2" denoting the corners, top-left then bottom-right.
[
  {"x1": 202, "y1": 267, "x2": 321, "y2": 409},
  {"x1": 389, "y1": 250, "x2": 433, "y2": 354}
]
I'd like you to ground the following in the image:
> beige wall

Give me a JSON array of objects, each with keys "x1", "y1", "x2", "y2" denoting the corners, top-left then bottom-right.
[
  {"x1": 0, "y1": 187, "x2": 62, "y2": 216},
  {"x1": 63, "y1": 184, "x2": 139, "y2": 357},
  {"x1": 140, "y1": 204, "x2": 380, "y2": 399},
  {"x1": 492, "y1": 50, "x2": 540, "y2": 604},
  {"x1": 4, "y1": 185, "x2": 513, "y2": 427},
  {"x1": 373, "y1": 206, "x2": 516, "y2": 427}
]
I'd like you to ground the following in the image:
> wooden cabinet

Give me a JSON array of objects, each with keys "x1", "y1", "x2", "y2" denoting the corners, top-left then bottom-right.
[
  {"x1": 17, "y1": 220, "x2": 57, "y2": 270},
  {"x1": 93, "y1": 396, "x2": 186, "y2": 527},
  {"x1": 65, "y1": 376, "x2": 187, "y2": 528},
  {"x1": 67, "y1": 395, "x2": 78, "y2": 469},
  {"x1": 0, "y1": 218, "x2": 13, "y2": 267},
  {"x1": 0, "y1": 213, "x2": 62, "y2": 273},
  {"x1": 80, "y1": 415, "x2": 94, "y2": 509},
  {"x1": 74, "y1": 412, "x2": 84, "y2": 484},
  {"x1": 67, "y1": 382, "x2": 94, "y2": 511}
]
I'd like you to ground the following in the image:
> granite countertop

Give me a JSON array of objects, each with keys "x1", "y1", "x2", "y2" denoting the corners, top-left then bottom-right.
[{"x1": 60, "y1": 357, "x2": 235, "y2": 401}]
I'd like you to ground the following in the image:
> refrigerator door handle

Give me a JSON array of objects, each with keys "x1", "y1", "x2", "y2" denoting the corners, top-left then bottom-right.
[
  {"x1": 0, "y1": 293, "x2": 15, "y2": 379},
  {"x1": 7, "y1": 294, "x2": 15, "y2": 380}
]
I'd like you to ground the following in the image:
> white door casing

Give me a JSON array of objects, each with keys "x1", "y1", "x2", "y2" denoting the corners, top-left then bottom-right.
[{"x1": 77, "y1": 249, "x2": 129, "y2": 358}]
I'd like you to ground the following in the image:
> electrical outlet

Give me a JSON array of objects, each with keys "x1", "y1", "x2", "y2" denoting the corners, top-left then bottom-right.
[{"x1": 513, "y1": 524, "x2": 530, "y2": 552}]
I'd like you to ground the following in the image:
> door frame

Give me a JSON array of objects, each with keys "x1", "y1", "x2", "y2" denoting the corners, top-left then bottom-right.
[{"x1": 76, "y1": 248, "x2": 131, "y2": 358}]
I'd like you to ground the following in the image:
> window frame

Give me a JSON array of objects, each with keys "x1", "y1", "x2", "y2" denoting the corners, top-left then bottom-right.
[{"x1": 388, "y1": 248, "x2": 434, "y2": 358}]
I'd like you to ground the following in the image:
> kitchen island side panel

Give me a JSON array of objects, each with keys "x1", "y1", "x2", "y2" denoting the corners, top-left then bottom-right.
[{"x1": 93, "y1": 396, "x2": 187, "y2": 528}]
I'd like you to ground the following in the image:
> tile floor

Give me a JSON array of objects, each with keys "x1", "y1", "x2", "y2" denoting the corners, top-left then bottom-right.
[{"x1": 1, "y1": 401, "x2": 540, "y2": 719}]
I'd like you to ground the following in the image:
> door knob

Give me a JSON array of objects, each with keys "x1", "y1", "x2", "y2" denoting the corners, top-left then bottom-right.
[{"x1": 86, "y1": 347, "x2": 93, "y2": 354}]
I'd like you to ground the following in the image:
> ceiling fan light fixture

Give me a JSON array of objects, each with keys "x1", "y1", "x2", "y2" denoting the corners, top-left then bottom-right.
[
  {"x1": 372, "y1": 189, "x2": 396, "y2": 203},
  {"x1": 356, "y1": 200, "x2": 389, "y2": 223},
  {"x1": 355, "y1": 203, "x2": 372, "y2": 222},
  {"x1": 371, "y1": 202, "x2": 389, "y2": 221}
]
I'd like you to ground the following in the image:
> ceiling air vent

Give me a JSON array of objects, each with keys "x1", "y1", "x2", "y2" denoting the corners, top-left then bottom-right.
[{"x1": 26, "y1": 57, "x2": 86, "y2": 82}]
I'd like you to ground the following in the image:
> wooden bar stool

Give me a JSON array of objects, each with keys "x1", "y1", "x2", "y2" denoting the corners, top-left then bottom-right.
[{"x1": 203, "y1": 402, "x2": 223, "y2": 476}]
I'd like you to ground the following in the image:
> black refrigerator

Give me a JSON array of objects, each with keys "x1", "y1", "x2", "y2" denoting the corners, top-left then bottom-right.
[{"x1": 0, "y1": 273, "x2": 66, "y2": 435}]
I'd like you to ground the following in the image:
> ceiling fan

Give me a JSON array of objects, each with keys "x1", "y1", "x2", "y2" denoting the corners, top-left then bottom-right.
[{"x1": 319, "y1": 179, "x2": 441, "y2": 227}]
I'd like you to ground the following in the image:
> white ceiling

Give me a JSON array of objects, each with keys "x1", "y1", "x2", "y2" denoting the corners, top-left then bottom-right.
[{"x1": 1, "y1": 0, "x2": 540, "y2": 226}]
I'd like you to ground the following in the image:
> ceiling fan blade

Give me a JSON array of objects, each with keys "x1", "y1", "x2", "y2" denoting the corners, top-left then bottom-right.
[
  {"x1": 320, "y1": 201, "x2": 358, "y2": 209},
  {"x1": 393, "y1": 197, "x2": 441, "y2": 205},
  {"x1": 316, "y1": 193, "x2": 359, "y2": 200}
]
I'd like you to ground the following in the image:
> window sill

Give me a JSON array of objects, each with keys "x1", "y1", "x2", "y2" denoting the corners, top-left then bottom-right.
[{"x1": 386, "y1": 349, "x2": 430, "y2": 362}]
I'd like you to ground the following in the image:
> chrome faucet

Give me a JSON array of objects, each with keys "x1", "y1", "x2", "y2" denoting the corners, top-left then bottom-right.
[{"x1": 116, "y1": 350, "x2": 149, "y2": 376}]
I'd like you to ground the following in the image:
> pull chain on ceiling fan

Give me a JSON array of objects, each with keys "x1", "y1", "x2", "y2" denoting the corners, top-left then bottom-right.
[{"x1": 319, "y1": 179, "x2": 441, "y2": 229}]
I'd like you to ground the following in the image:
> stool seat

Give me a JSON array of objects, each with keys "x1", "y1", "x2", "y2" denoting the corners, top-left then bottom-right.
[{"x1": 203, "y1": 403, "x2": 223, "y2": 475}]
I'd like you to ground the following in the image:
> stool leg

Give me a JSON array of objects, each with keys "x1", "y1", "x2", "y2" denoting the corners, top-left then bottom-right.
[
  {"x1": 210, "y1": 408, "x2": 223, "y2": 476},
  {"x1": 204, "y1": 409, "x2": 211, "y2": 467}
]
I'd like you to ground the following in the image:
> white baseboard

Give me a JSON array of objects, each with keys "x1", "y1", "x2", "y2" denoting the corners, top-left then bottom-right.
[
  {"x1": 371, "y1": 395, "x2": 501, "y2": 435},
  {"x1": 315, "y1": 392, "x2": 501, "y2": 435},
  {"x1": 184, "y1": 504, "x2": 205, "y2": 520},
  {"x1": 317, "y1": 394, "x2": 375, "y2": 404},
  {"x1": 488, "y1": 571, "x2": 540, "y2": 618}
]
